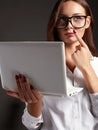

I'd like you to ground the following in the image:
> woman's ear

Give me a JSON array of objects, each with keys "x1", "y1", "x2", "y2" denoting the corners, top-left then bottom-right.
[{"x1": 85, "y1": 16, "x2": 91, "y2": 29}]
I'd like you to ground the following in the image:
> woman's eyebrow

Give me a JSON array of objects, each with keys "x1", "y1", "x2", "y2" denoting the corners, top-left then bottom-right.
[
  {"x1": 59, "y1": 13, "x2": 85, "y2": 17},
  {"x1": 72, "y1": 13, "x2": 86, "y2": 16}
]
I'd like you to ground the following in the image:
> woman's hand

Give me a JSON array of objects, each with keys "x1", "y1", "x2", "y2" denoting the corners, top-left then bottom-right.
[
  {"x1": 6, "y1": 74, "x2": 43, "y2": 117},
  {"x1": 72, "y1": 30, "x2": 92, "y2": 71},
  {"x1": 71, "y1": 30, "x2": 98, "y2": 93}
]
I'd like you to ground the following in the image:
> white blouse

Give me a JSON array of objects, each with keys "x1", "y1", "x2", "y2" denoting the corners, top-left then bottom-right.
[{"x1": 22, "y1": 56, "x2": 98, "y2": 130}]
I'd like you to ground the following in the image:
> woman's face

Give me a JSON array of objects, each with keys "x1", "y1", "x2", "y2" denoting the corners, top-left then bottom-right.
[{"x1": 56, "y1": 1, "x2": 91, "y2": 45}]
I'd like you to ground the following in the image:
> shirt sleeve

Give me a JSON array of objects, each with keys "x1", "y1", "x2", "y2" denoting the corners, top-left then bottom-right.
[
  {"x1": 89, "y1": 92, "x2": 98, "y2": 117},
  {"x1": 89, "y1": 57, "x2": 98, "y2": 117},
  {"x1": 22, "y1": 107, "x2": 43, "y2": 130}
]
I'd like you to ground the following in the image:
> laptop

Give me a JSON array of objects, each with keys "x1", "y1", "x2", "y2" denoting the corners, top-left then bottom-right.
[{"x1": 0, "y1": 41, "x2": 68, "y2": 96}]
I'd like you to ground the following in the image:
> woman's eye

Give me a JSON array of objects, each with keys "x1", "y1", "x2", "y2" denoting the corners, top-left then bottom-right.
[
  {"x1": 59, "y1": 17, "x2": 65, "y2": 22},
  {"x1": 74, "y1": 16, "x2": 83, "y2": 20},
  {"x1": 59, "y1": 17, "x2": 67, "y2": 23}
]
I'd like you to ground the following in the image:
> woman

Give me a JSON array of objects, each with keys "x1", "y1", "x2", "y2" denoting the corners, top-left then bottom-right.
[{"x1": 7, "y1": 0, "x2": 98, "y2": 130}]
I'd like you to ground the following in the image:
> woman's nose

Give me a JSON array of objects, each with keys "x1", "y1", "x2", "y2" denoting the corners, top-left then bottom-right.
[{"x1": 65, "y1": 21, "x2": 73, "y2": 29}]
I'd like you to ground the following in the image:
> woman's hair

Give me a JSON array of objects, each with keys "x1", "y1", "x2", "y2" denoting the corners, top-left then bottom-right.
[{"x1": 47, "y1": 0, "x2": 97, "y2": 56}]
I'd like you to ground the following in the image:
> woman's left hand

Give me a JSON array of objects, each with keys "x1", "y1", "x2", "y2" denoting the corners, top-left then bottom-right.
[{"x1": 72, "y1": 30, "x2": 92, "y2": 71}]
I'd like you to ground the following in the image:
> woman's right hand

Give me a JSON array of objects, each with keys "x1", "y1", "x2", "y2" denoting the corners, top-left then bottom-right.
[{"x1": 6, "y1": 73, "x2": 43, "y2": 117}]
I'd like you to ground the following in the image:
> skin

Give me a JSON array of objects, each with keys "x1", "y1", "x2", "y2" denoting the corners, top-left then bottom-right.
[{"x1": 6, "y1": 1, "x2": 98, "y2": 118}]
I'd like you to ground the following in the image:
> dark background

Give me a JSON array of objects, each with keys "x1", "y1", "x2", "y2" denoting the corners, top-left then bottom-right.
[{"x1": 0, "y1": 0, "x2": 98, "y2": 130}]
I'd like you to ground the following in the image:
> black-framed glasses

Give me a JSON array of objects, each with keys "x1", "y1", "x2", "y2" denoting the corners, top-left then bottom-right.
[{"x1": 56, "y1": 15, "x2": 88, "y2": 29}]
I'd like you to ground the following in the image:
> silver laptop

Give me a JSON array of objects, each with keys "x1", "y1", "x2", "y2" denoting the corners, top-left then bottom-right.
[{"x1": 0, "y1": 41, "x2": 68, "y2": 96}]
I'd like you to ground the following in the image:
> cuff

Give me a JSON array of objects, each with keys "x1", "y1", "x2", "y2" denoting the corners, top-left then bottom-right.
[
  {"x1": 22, "y1": 107, "x2": 43, "y2": 129},
  {"x1": 89, "y1": 92, "x2": 98, "y2": 117}
]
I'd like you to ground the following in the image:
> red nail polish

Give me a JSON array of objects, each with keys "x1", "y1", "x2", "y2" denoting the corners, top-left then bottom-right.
[
  {"x1": 19, "y1": 74, "x2": 22, "y2": 78},
  {"x1": 73, "y1": 29, "x2": 76, "y2": 33},
  {"x1": 15, "y1": 75, "x2": 18, "y2": 79},
  {"x1": 23, "y1": 75, "x2": 26, "y2": 82}
]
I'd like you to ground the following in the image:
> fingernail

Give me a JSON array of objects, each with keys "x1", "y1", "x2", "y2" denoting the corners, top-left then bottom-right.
[
  {"x1": 73, "y1": 29, "x2": 76, "y2": 33},
  {"x1": 23, "y1": 75, "x2": 26, "y2": 82},
  {"x1": 15, "y1": 75, "x2": 18, "y2": 79},
  {"x1": 19, "y1": 74, "x2": 22, "y2": 78},
  {"x1": 30, "y1": 85, "x2": 34, "y2": 90}
]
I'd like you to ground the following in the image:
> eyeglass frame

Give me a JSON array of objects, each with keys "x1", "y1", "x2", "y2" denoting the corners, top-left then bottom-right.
[{"x1": 55, "y1": 15, "x2": 88, "y2": 29}]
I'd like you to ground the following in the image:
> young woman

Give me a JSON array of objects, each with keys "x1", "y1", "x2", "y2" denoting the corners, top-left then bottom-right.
[{"x1": 6, "y1": 0, "x2": 98, "y2": 130}]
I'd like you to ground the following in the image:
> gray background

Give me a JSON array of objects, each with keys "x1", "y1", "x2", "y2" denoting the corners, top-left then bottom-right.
[{"x1": 0, "y1": 0, "x2": 98, "y2": 130}]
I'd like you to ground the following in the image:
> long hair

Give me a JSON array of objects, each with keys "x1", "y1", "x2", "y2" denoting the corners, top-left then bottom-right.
[{"x1": 47, "y1": 0, "x2": 97, "y2": 56}]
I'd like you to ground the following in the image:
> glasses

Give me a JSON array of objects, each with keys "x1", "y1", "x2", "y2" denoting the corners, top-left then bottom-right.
[{"x1": 56, "y1": 15, "x2": 87, "y2": 29}]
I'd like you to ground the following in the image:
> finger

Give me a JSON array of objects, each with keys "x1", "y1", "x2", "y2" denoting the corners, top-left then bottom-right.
[
  {"x1": 22, "y1": 75, "x2": 38, "y2": 103},
  {"x1": 19, "y1": 74, "x2": 32, "y2": 102},
  {"x1": 73, "y1": 29, "x2": 88, "y2": 48},
  {"x1": 15, "y1": 74, "x2": 26, "y2": 102},
  {"x1": 21, "y1": 75, "x2": 32, "y2": 102},
  {"x1": 18, "y1": 74, "x2": 36, "y2": 103},
  {"x1": 30, "y1": 85, "x2": 42, "y2": 100},
  {"x1": 6, "y1": 90, "x2": 19, "y2": 98}
]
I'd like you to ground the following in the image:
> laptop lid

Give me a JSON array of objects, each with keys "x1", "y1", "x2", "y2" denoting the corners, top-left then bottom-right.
[{"x1": 0, "y1": 41, "x2": 67, "y2": 96}]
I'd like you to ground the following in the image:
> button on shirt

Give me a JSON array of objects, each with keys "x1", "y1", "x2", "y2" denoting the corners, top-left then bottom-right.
[{"x1": 22, "y1": 56, "x2": 98, "y2": 130}]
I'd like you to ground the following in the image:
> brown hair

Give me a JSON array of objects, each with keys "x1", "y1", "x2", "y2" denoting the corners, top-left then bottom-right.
[{"x1": 47, "y1": 0, "x2": 97, "y2": 56}]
